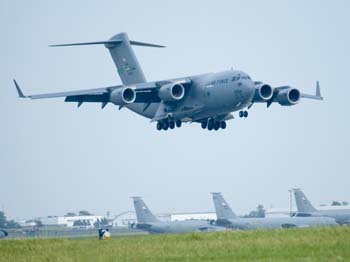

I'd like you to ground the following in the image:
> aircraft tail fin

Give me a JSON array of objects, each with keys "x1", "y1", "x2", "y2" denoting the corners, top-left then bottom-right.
[
  {"x1": 293, "y1": 188, "x2": 318, "y2": 213},
  {"x1": 50, "y1": 32, "x2": 165, "y2": 86},
  {"x1": 132, "y1": 197, "x2": 160, "y2": 224},
  {"x1": 211, "y1": 192, "x2": 237, "y2": 220}
]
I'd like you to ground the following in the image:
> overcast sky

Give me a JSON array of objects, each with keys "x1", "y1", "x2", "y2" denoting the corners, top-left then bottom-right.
[{"x1": 1, "y1": 0, "x2": 349, "y2": 220}]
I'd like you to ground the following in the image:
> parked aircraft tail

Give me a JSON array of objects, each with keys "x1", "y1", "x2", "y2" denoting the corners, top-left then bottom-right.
[
  {"x1": 211, "y1": 192, "x2": 237, "y2": 220},
  {"x1": 293, "y1": 189, "x2": 318, "y2": 213},
  {"x1": 132, "y1": 197, "x2": 160, "y2": 224},
  {"x1": 50, "y1": 32, "x2": 165, "y2": 86}
]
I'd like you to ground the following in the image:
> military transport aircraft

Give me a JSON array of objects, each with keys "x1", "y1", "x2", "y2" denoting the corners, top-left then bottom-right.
[
  {"x1": 293, "y1": 189, "x2": 350, "y2": 224},
  {"x1": 212, "y1": 193, "x2": 336, "y2": 229},
  {"x1": 14, "y1": 32, "x2": 323, "y2": 131},
  {"x1": 132, "y1": 197, "x2": 223, "y2": 233}
]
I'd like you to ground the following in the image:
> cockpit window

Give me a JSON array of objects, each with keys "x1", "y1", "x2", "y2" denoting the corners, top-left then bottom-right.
[
  {"x1": 232, "y1": 75, "x2": 251, "y2": 81},
  {"x1": 240, "y1": 76, "x2": 251, "y2": 80}
]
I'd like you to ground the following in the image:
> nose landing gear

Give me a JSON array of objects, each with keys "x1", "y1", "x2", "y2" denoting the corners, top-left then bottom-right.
[{"x1": 239, "y1": 110, "x2": 248, "y2": 118}]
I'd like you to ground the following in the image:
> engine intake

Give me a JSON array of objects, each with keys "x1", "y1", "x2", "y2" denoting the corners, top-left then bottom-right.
[
  {"x1": 276, "y1": 88, "x2": 301, "y2": 106},
  {"x1": 158, "y1": 83, "x2": 185, "y2": 102},
  {"x1": 109, "y1": 87, "x2": 136, "y2": 105},
  {"x1": 253, "y1": 84, "x2": 273, "y2": 102}
]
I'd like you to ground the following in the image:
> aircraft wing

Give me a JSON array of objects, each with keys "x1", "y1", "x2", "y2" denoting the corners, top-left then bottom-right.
[
  {"x1": 265, "y1": 81, "x2": 323, "y2": 108},
  {"x1": 14, "y1": 78, "x2": 192, "y2": 108}
]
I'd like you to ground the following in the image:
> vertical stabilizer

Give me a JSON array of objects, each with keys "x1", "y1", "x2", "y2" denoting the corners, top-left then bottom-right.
[
  {"x1": 132, "y1": 197, "x2": 160, "y2": 224},
  {"x1": 293, "y1": 189, "x2": 318, "y2": 213},
  {"x1": 211, "y1": 193, "x2": 237, "y2": 220},
  {"x1": 105, "y1": 33, "x2": 146, "y2": 85}
]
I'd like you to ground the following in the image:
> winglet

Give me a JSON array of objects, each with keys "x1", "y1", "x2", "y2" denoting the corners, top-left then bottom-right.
[
  {"x1": 316, "y1": 81, "x2": 322, "y2": 98},
  {"x1": 13, "y1": 79, "x2": 27, "y2": 98}
]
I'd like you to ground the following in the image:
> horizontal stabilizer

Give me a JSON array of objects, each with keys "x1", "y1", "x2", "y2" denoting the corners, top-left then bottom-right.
[{"x1": 50, "y1": 40, "x2": 165, "y2": 48}]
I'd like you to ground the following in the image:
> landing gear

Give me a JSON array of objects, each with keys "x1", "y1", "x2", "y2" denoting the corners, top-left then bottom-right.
[
  {"x1": 239, "y1": 110, "x2": 248, "y2": 118},
  {"x1": 156, "y1": 119, "x2": 182, "y2": 131},
  {"x1": 203, "y1": 118, "x2": 227, "y2": 131}
]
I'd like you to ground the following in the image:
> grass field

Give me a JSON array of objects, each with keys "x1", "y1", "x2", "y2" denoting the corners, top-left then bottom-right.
[{"x1": 1, "y1": 227, "x2": 349, "y2": 262}]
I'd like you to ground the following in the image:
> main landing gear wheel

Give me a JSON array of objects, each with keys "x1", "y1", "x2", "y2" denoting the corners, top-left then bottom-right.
[
  {"x1": 214, "y1": 121, "x2": 220, "y2": 130},
  {"x1": 176, "y1": 120, "x2": 182, "y2": 128},
  {"x1": 169, "y1": 120, "x2": 175, "y2": 129},
  {"x1": 220, "y1": 121, "x2": 226, "y2": 129},
  {"x1": 207, "y1": 119, "x2": 214, "y2": 131},
  {"x1": 201, "y1": 121, "x2": 207, "y2": 129},
  {"x1": 162, "y1": 121, "x2": 169, "y2": 130},
  {"x1": 156, "y1": 122, "x2": 162, "y2": 131}
]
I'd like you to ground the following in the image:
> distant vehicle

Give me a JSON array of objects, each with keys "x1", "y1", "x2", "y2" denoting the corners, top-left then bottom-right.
[
  {"x1": 211, "y1": 193, "x2": 337, "y2": 229},
  {"x1": 0, "y1": 230, "x2": 8, "y2": 239},
  {"x1": 14, "y1": 32, "x2": 323, "y2": 131},
  {"x1": 293, "y1": 189, "x2": 350, "y2": 224},
  {"x1": 132, "y1": 197, "x2": 223, "y2": 233}
]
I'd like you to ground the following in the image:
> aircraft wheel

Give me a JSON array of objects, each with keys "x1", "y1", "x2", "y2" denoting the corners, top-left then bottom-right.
[
  {"x1": 220, "y1": 121, "x2": 226, "y2": 129},
  {"x1": 175, "y1": 120, "x2": 182, "y2": 128},
  {"x1": 163, "y1": 121, "x2": 169, "y2": 130},
  {"x1": 214, "y1": 121, "x2": 220, "y2": 130},
  {"x1": 156, "y1": 122, "x2": 163, "y2": 131},
  {"x1": 169, "y1": 120, "x2": 175, "y2": 129},
  {"x1": 244, "y1": 111, "x2": 248, "y2": 118},
  {"x1": 201, "y1": 121, "x2": 207, "y2": 129},
  {"x1": 239, "y1": 111, "x2": 244, "y2": 118},
  {"x1": 207, "y1": 119, "x2": 214, "y2": 131}
]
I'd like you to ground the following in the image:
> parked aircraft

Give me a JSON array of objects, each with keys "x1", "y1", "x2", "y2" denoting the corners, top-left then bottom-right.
[
  {"x1": 14, "y1": 32, "x2": 323, "y2": 131},
  {"x1": 212, "y1": 193, "x2": 337, "y2": 229},
  {"x1": 132, "y1": 197, "x2": 223, "y2": 233},
  {"x1": 293, "y1": 188, "x2": 350, "y2": 224},
  {"x1": 0, "y1": 230, "x2": 8, "y2": 239}
]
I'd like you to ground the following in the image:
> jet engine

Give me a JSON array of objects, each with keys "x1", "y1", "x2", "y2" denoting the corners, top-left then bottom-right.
[
  {"x1": 253, "y1": 83, "x2": 274, "y2": 102},
  {"x1": 109, "y1": 87, "x2": 136, "y2": 105},
  {"x1": 158, "y1": 83, "x2": 185, "y2": 102},
  {"x1": 276, "y1": 88, "x2": 301, "y2": 106}
]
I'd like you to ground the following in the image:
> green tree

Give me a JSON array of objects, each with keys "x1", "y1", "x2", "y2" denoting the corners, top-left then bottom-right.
[
  {"x1": 65, "y1": 212, "x2": 77, "y2": 217},
  {"x1": 0, "y1": 211, "x2": 6, "y2": 228},
  {"x1": 79, "y1": 210, "x2": 93, "y2": 216}
]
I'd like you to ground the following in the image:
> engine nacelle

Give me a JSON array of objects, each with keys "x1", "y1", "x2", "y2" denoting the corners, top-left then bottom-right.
[
  {"x1": 276, "y1": 88, "x2": 301, "y2": 106},
  {"x1": 253, "y1": 84, "x2": 273, "y2": 102},
  {"x1": 109, "y1": 87, "x2": 136, "y2": 105},
  {"x1": 158, "y1": 83, "x2": 185, "y2": 102}
]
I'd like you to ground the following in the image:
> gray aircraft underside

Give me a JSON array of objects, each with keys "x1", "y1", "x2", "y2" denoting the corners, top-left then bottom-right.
[
  {"x1": 293, "y1": 189, "x2": 350, "y2": 224},
  {"x1": 14, "y1": 32, "x2": 323, "y2": 131},
  {"x1": 132, "y1": 197, "x2": 223, "y2": 234},
  {"x1": 212, "y1": 193, "x2": 337, "y2": 230}
]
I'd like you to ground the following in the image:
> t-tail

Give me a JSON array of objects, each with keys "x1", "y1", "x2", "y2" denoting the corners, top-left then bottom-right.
[
  {"x1": 132, "y1": 197, "x2": 160, "y2": 224},
  {"x1": 50, "y1": 32, "x2": 165, "y2": 86},
  {"x1": 211, "y1": 192, "x2": 237, "y2": 220},
  {"x1": 293, "y1": 188, "x2": 318, "y2": 213}
]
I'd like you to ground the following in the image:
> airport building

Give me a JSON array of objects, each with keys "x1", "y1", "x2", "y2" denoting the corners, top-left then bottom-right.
[{"x1": 39, "y1": 215, "x2": 103, "y2": 228}]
